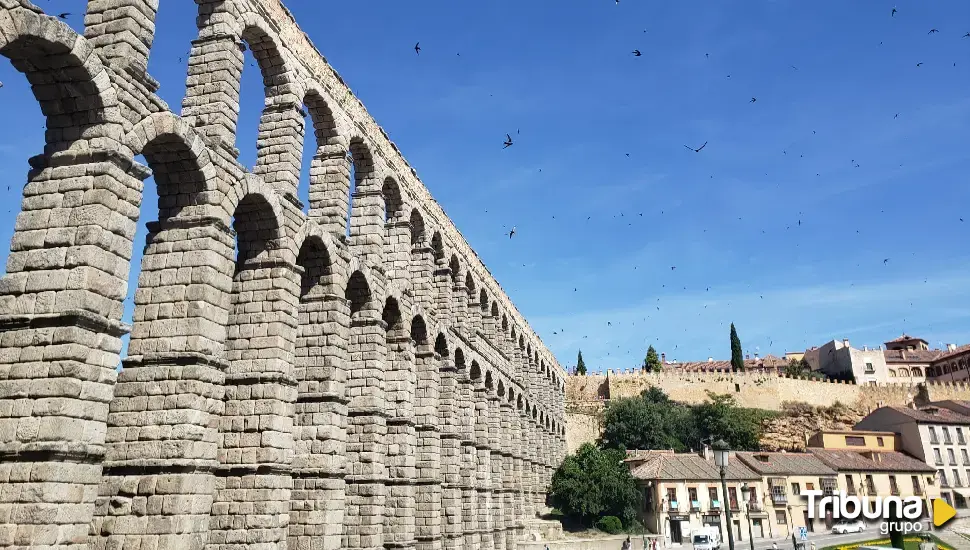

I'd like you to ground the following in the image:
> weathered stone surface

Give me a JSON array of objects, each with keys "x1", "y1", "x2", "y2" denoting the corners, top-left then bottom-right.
[{"x1": 0, "y1": 1, "x2": 567, "y2": 549}]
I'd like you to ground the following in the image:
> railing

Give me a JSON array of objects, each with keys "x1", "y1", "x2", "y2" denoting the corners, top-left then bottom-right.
[
  {"x1": 770, "y1": 494, "x2": 787, "y2": 505},
  {"x1": 668, "y1": 501, "x2": 680, "y2": 512},
  {"x1": 710, "y1": 500, "x2": 722, "y2": 511},
  {"x1": 690, "y1": 500, "x2": 700, "y2": 511},
  {"x1": 748, "y1": 501, "x2": 763, "y2": 512}
]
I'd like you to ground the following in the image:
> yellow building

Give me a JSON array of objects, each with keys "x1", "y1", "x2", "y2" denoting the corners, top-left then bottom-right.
[
  {"x1": 807, "y1": 430, "x2": 898, "y2": 451},
  {"x1": 735, "y1": 452, "x2": 839, "y2": 537},
  {"x1": 626, "y1": 450, "x2": 768, "y2": 545}
]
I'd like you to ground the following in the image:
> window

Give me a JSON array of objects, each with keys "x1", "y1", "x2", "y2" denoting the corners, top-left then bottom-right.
[
  {"x1": 729, "y1": 487, "x2": 739, "y2": 510},
  {"x1": 930, "y1": 427, "x2": 940, "y2": 445},
  {"x1": 667, "y1": 487, "x2": 678, "y2": 509},
  {"x1": 935, "y1": 448, "x2": 944, "y2": 465},
  {"x1": 775, "y1": 510, "x2": 787, "y2": 526},
  {"x1": 962, "y1": 449, "x2": 969, "y2": 465},
  {"x1": 953, "y1": 469, "x2": 962, "y2": 488},
  {"x1": 820, "y1": 478, "x2": 837, "y2": 496},
  {"x1": 769, "y1": 479, "x2": 787, "y2": 504},
  {"x1": 949, "y1": 449, "x2": 958, "y2": 465},
  {"x1": 709, "y1": 487, "x2": 720, "y2": 509},
  {"x1": 942, "y1": 492, "x2": 953, "y2": 506},
  {"x1": 845, "y1": 474, "x2": 856, "y2": 495},
  {"x1": 889, "y1": 475, "x2": 899, "y2": 495},
  {"x1": 865, "y1": 362, "x2": 875, "y2": 374},
  {"x1": 877, "y1": 436, "x2": 885, "y2": 447},
  {"x1": 944, "y1": 428, "x2": 953, "y2": 445},
  {"x1": 845, "y1": 436, "x2": 866, "y2": 447},
  {"x1": 912, "y1": 475, "x2": 922, "y2": 494},
  {"x1": 689, "y1": 487, "x2": 699, "y2": 510},
  {"x1": 940, "y1": 470, "x2": 950, "y2": 488},
  {"x1": 806, "y1": 482, "x2": 815, "y2": 491},
  {"x1": 959, "y1": 428, "x2": 966, "y2": 445},
  {"x1": 956, "y1": 492, "x2": 968, "y2": 510},
  {"x1": 865, "y1": 475, "x2": 876, "y2": 494},
  {"x1": 791, "y1": 483, "x2": 801, "y2": 496}
]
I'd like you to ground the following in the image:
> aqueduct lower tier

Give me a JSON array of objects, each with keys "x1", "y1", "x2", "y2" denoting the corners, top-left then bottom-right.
[{"x1": 0, "y1": 1, "x2": 567, "y2": 548}]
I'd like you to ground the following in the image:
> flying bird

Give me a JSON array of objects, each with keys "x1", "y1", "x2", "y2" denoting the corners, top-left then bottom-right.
[
  {"x1": 883, "y1": 258, "x2": 890, "y2": 264},
  {"x1": 508, "y1": 227, "x2": 516, "y2": 239},
  {"x1": 916, "y1": 62, "x2": 924, "y2": 67},
  {"x1": 963, "y1": 32, "x2": 970, "y2": 38},
  {"x1": 928, "y1": 29, "x2": 939, "y2": 34},
  {"x1": 891, "y1": 6, "x2": 897, "y2": 17},
  {"x1": 414, "y1": 42, "x2": 421, "y2": 55},
  {"x1": 670, "y1": 266, "x2": 676, "y2": 270},
  {"x1": 684, "y1": 141, "x2": 708, "y2": 153},
  {"x1": 632, "y1": 50, "x2": 642, "y2": 57},
  {"x1": 57, "y1": 13, "x2": 70, "y2": 20},
  {"x1": 750, "y1": 97, "x2": 757, "y2": 103},
  {"x1": 503, "y1": 134, "x2": 513, "y2": 148}
]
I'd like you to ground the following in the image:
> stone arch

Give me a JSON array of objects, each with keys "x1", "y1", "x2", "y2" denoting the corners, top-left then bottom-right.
[
  {"x1": 480, "y1": 289, "x2": 489, "y2": 313},
  {"x1": 485, "y1": 370, "x2": 494, "y2": 392},
  {"x1": 232, "y1": 187, "x2": 285, "y2": 265},
  {"x1": 383, "y1": 177, "x2": 404, "y2": 222},
  {"x1": 125, "y1": 112, "x2": 219, "y2": 221},
  {"x1": 0, "y1": 8, "x2": 123, "y2": 154},
  {"x1": 346, "y1": 269, "x2": 376, "y2": 319},
  {"x1": 470, "y1": 360, "x2": 482, "y2": 381},
  {"x1": 449, "y1": 254, "x2": 462, "y2": 284},
  {"x1": 431, "y1": 231, "x2": 445, "y2": 264},
  {"x1": 346, "y1": 137, "x2": 380, "y2": 254},
  {"x1": 410, "y1": 208, "x2": 427, "y2": 245},
  {"x1": 912, "y1": 367, "x2": 923, "y2": 377}
]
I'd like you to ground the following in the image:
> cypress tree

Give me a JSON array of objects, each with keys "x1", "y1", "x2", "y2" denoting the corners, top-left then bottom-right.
[
  {"x1": 730, "y1": 323, "x2": 744, "y2": 372},
  {"x1": 644, "y1": 346, "x2": 662, "y2": 372},
  {"x1": 576, "y1": 350, "x2": 587, "y2": 376}
]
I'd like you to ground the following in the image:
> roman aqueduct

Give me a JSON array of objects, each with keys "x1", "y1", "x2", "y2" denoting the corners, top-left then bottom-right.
[{"x1": 0, "y1": 1, "x2": 567, "y2": 548}]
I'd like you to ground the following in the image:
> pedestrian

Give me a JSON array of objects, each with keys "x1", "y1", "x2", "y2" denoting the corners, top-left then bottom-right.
[
  {"x1": 772, "y1": 542, "x2": 778, "y2": 550},
  {"x1": 810, "y1": 542, "x2": 816, "y2": 550}
]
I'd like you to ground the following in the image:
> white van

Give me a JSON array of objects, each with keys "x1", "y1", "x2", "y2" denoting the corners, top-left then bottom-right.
[{"x1": 691, "y1": 526, "x2": 722, "y2": 550}]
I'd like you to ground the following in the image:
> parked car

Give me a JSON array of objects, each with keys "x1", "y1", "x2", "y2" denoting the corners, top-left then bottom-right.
[
  {"x1": 831, "y1": 519, "x2": 866, "y2": 534},
  {"x1": 691, "y1": 526, "x2": 722, "y2": 550}
]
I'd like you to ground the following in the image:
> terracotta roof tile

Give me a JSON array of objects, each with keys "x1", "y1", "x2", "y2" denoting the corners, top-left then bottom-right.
[
  {"x1": 932, "y1": 344, "x2": 970, "y2": 363},
  {"x1": 626, "y1": 451, "x2": 760, "y2": 481},
  {"x1": 883, "y1": 349, "x2": 943, "y2": 363},
  {"x1": 735, "y1": 452, "x2": 836, "y2": 476},
  {"x1": 808, "y1": 449, "x2": 935, "y2": 473},
  {"x1": 884, "y1": 405, "x2": 970, "y2": 425},
  {"x1": 885, "y1": 334, "x2": 928, "y2": 344}
]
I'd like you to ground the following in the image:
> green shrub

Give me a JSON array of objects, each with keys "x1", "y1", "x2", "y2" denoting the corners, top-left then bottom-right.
[{"x1": 596, "y1": 516, "x2": 622, "y2": 534}]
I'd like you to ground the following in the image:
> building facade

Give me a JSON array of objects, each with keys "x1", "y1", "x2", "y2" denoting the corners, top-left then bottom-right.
[
  {"x1": 0, "y1": 2, "x2": 566, "y2": 549},
  {"x1": 627, "y1": 450, "x2": 765, "y2": 545}
]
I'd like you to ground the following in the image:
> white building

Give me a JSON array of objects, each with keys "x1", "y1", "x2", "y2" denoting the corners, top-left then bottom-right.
[{"x1": 855, "y1": 403, "x2": 970, "y2": 512}]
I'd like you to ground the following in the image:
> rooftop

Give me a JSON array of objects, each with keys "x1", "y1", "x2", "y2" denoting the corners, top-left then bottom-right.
[
  {"x1": 885, "y1": 334, "x2": 929, "y2": 345},
  {"x1": 881, "y1": 405, "x2": 970, "y2": 426},
  {"x1": 883, "y1": 349, "x2": 943, "y2": 363},
  {"x1": 626, "y1": 450, "x2": 760, "y2": 482},
  {"x1": 735, "y1": 452, "x2": 837, "y2": 476},
  {"x1": 808, "y1": 448, "x2": 935, "y2": 473}
]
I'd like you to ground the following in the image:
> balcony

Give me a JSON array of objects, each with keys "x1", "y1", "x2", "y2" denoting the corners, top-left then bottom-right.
[
  {"x1": 668, "y1": 501, "x2": 680, "y2": 512},
  {"x1": 770, "y1": 494, "x2": 788, "y2": 505},
  {"x1": 747, "y1": 501, "x2": 763, "y2": 512},
  {"x1": 710, "y1": 500, "x2": 722, "y2": 511},
  {"x1": 730, "y1": 501, "x2": 740, "y2": 511},
  {"x1": 690, "y1": 500, "x2": 701, "y2": 511}
]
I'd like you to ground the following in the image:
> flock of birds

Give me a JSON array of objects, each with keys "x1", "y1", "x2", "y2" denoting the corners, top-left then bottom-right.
[{"x1": 0, "y1": 4, "x2": 966, "y2": 370}]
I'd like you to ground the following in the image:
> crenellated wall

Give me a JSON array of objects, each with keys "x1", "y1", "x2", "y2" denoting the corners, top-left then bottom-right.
[{"x1": 0, "y1": 1, "x2": 567, "y2": 549}]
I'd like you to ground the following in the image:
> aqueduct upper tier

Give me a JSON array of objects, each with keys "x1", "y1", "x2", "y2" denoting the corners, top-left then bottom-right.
[{"x1": 0, "y1": 1, "x2": 567, "y2": 548}]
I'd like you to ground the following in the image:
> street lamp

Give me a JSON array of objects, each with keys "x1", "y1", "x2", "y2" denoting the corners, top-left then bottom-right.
[
  {"x1": 740, "y1": 483, "x2": 755, "y2": 550},
  {"x1": 713, "y1": 439, "x2": 736, "y2": 550}
]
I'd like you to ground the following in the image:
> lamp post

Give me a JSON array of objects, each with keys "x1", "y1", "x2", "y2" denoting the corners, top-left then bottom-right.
[
  {"x1": 713, "y1": 439, "x2": 736, "y2": 550},
  {"x1": 740, "y1": 483, "x2": 755, "y2": 550}
]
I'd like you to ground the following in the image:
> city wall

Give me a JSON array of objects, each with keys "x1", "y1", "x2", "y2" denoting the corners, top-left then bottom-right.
[{"x1": 565, "y1": 371, "x2": 970, "y2": 453}]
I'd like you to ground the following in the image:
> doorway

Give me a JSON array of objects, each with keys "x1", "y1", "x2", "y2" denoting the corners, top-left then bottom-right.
[
  {"x1": 752, "y1": 519, "x2": 764, "y2": 538},
  {"x1": 803, "y1": 510, "x2": 814, "y2": 532},
  {"x1": 669, "y1": 519, "x2": 683, "y2": 544}
]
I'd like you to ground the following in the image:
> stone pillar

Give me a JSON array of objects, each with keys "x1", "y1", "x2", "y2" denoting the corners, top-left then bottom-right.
[
  {"x1": 499, "y1": 399, "x2": 515, "y2": 550},
  {"x1": 457, "y1": 366, "x2": 479, "y2": 550},
  {"x1": 344, "y1": 310, "x2": 389, "y2": 550},
  {"x1": 518, "y1": 408, "x2": 534, "y2": 522},
  {"x1": 415, "y1": 349, "x2": 442, "y2": 550},
  {"x1": 84, "y1": 0, "x2": 159, "y2": 79},
  {"x1": 450, "y1": 272, "x2": 466, "y2": 332},
  {"x1": 433, "y1": 261, "x2": 451, "y2": 325},
  {"x1": 439, "y1": 354, "x2": 463, "y2": 550},
  {"x1": 383, "y1": 334, "x2": 417, "y2": 550},
  {"x1": 410, "y1": 246, "x2": 434, "y2": 313},
  {"x1": 254, "y1": 100, "x2": 305, "y2": 199},
  {"x1": 348, "y1": 181, "x2": 384, "y2": 267},
  {"x1": 473, "y1": 380, "x2": 492, "y2": 550},
  {"x1": 466, "y1": 294, "x2": 482, "y2": 338},
  {"x1": 487, "y1": 395, "x2": 504, "y2": 550},
  {"x1": 308, "y1": 140, "x2": 352, "y2": 237},
  {"x1": 384, "y1": 220, "x2": 411, "y2": 282},
  {"x1": 91, "y1": 217, "x2": 235, "y2": 550},
  {"x1": 207, "y1": 258, "x2": 300, "y2": 549},
  {"x1": 181, "y1": 31, "x2": 244, "y2": 149},
  {"x1": 511, "y1": 406, "x2": 525, "y2": 540},
  {"x1": 0, "y1": 151, "x2": 147, "y2": 549},
  {"x1": 290, "y1": 283, "x2": 351, "y2": 550}
]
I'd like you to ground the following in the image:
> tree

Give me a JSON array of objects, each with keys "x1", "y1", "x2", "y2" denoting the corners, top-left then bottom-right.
[
  {"x1": 576, "y1": 350, "x2": 587, "y2": 376},
  {"x1": 784, "y1": 358, "x2": 803, "y2": 377},
  {"x1": 643, "y1": 345, "x2": 662, "y2": 372},
  {"x1": 601, "y1": 392, "x2": 695, "y2": 452},
  {"x1": 692, "y1": 391, "x2": 771, "y2": 451},
  {"x1": 549, "y1": 443, "x2": 640, "y2": 528},
  {"x1": 730, "y1": 323, "x2": 744, "y2": 372}
]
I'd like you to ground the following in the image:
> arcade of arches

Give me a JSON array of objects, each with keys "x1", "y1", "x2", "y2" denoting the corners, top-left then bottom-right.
[{"x1": 0, "y1": 1, "x2": 567, "y2": 549}]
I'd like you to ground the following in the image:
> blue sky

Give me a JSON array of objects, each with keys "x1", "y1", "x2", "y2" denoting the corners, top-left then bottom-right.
[{"x1": 2, "y1": 0, "x2": 970, "y2": 373}]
